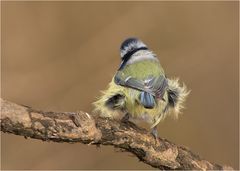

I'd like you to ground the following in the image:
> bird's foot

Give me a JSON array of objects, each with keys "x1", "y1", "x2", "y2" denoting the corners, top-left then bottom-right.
[
  {"x1": 151, "y1": 126, "x2": 160, "y2": 145},
  {"x1": 121, "y1": 113, "x2": 130, "y2": 123}
]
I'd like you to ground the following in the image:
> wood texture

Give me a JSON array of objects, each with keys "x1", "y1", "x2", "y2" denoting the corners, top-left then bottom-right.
[{"x1": 0, "y1": 98, "x2": 233, "y2": 170}]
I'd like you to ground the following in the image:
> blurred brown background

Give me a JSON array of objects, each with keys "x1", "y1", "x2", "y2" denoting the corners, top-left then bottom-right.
[{"x1": 1, "y1": 1, "x2": 239, "y2": 170}]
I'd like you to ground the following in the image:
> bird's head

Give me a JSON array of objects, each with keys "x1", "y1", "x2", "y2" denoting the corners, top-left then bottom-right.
[{"x1": 120, "y1": 38, "x2": 149, "y2": 60}]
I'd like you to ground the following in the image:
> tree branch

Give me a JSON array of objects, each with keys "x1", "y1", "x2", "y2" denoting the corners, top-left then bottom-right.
[{"x1": 0, "y1": 98, "x2": 233, "y2": 170}]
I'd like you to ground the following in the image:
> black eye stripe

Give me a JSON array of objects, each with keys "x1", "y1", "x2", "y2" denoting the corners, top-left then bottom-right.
[
  {"x1": 118, "y1": 47, "x2": 148, "y2": 70},
  {"x1": 122, "y1": 47, "x2": 148, "y2": 60}
]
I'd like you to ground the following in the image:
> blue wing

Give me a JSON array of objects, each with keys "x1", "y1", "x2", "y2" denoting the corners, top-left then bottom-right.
[{"x1": 114, "y1": 72, "x2": 168, "y2": 108}]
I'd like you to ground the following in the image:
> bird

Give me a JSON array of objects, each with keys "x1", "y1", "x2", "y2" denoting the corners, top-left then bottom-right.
[{"x1": 93, "y1": 38, "x2": 189, "y2": 139}]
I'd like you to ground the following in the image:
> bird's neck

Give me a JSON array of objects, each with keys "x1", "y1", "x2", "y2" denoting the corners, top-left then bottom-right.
[{"x1": 126, "y1": 50, "x2": 158, "y2": 65}]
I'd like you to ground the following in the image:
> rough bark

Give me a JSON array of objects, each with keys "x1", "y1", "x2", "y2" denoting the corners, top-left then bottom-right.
[{"x1": 0, "y1": 98, "x2": 233, "y2": 170}]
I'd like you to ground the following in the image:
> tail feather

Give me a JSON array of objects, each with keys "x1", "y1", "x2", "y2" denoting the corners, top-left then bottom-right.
[{"x1": 139, "y1": 91, "x2": 155, "y2": 109}]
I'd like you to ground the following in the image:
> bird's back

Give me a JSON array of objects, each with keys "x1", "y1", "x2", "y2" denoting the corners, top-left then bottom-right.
[
  {"x1": 121, "y1": 59, "x2": 165, "y2": 80},
  {"x1": 118, "y1": 59, "x2": 168, "y2": 124}
]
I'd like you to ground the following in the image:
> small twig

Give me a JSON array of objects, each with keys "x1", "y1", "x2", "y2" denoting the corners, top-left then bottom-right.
[{"x1": 0, "y1": 98, "x2": 233, "y2": 170}]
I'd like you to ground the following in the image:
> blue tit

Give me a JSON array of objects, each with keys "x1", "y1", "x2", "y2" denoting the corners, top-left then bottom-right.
[{"x1": 93, "y1": 38, "x2": 189, "y2": 139}]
